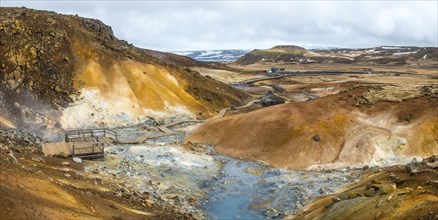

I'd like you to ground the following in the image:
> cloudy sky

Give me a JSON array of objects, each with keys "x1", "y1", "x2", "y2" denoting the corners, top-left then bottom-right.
[{"x1": 2, "y1": 1, "x2": 437, "y2": 51}]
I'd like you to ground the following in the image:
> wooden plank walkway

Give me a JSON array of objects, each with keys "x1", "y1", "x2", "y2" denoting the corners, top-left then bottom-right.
[
  {"x1": 215, "y1": 100, "x2": 261, "y2": 118},
  {"x1": 119, "y1": 120, "x2": 205, "y2": 144}
]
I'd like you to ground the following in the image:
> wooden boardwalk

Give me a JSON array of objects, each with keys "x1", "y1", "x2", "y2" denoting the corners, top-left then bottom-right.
[
  {"x1": 58, "y1": 99, "x2": 261, "y2": 147},
  {"x1": 119, "y1": 99, "x2": 261, "y2": 145},
  {"x1": 42, "y1": 97, "x2": 265, "y2": 157},
  {"x1": 216, "y1": 100, "x2": 261, "y2": 118},
  {"x1": 119, "y1": 120, "x2": 205, "y2": 144}
]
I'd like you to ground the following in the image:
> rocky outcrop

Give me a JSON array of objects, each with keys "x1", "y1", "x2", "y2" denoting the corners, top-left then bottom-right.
[
  {"x1": 0, "y1": 7, "x2": 249, "y2": 131},
  {"x1": 289, "y1": 156, "x2": 438, "y2": 220}
]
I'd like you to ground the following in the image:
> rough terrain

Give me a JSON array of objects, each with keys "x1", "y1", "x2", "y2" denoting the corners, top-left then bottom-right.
[
  {"x1": 290, "y1": 156, "x2": 438, "y2": 220},
  {"x1": 234, "y1": 45, "x2": 438, "y2": 68},
  {"x1": 1, "y1": 7, "x2": 437, "y2": 220},
  {"x1": 187, "y1": 81, "x2": 438, "y2": 169},
  {"x1": 0, "y1": 7, "x2": 249, "y2": 132},
  {"x1": 0, "y1": 131, "x2": 178, "y2": 219}
]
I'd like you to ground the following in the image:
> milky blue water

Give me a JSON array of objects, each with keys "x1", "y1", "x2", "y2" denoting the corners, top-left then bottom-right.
[
  {"x1": 202, "y1": 152, "x2": 360, "y2": 220},
  {"x1": 202, "y1": 154, "x2": 265, "y2": 220},
  {"x1": 206, "y1": 194, "x2": 263, "y2": 220}
]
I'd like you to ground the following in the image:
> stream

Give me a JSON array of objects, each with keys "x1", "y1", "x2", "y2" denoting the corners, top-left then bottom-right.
[
  {"x1": 86, "y1": 144, "x2": 362, "y2": 219},
  {"x1": 84, "y1": 126, "x2": 363, "y2": 219},
  {"x1": 202, "y1": 152, "x2": 362, "y2": 219}
]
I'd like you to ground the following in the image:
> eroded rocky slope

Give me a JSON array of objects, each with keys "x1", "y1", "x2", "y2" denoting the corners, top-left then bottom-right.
[
  {"x1": 0, "y1": 7, "x2": 249, "y2": 132},
  {"x1": 289, "y1": 156, "x2": 438, "y2": 220}
]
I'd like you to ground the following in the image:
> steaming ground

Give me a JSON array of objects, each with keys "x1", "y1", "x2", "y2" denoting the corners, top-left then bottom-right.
[
  {"x1": 187, "y1": 78, "x2": 438, "y2": 170},
  {"x1": 1, "y1": 7, "x2": 437, "y2": 220},
  {"x1": 84, "y1": 125, "x2": 364, "y2": 219},
  {"x1": 0, "y1": 7, "x2": 249, "y2": 132},
  {"x1": 59, "y1": 89, "x2": 195, "y2": 129}
]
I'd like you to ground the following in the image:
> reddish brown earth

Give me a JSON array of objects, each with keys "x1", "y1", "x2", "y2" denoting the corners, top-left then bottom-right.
[
  {"x1": 0, "y1": 148, "x2": 174, "y2": 220},
  {"x1": 289, "y1": 157, "x2": 438, "y2": 220},
  {"x1": 186, "y1": 85, "x2": 438, "y2": 169},
  {"x1": 0, "y1": 7, "x2": 249, "y2": 130}
]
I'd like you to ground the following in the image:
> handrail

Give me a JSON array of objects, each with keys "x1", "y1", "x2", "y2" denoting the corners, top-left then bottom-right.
[
  {"x1": 65, "y1": 128, "x2": 118, "y2": 142},
  {"x1": 66, "y1": 128, "x2": 117, "y2": 135}
]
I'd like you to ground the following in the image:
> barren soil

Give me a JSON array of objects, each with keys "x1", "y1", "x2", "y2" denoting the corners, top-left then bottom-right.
[
  {"x1": 289, "y1": 157, "x2": 438, "y2": 220},
  {"x1": 0, "y1": 144, "x2": 175, "y2": 219},
  {"x1": 0, "y1": 7, "x2": 250, "y2": 131},
  {"x1": 1, "y1": 7, "x2": 437, "y2": 220},
  {"x1": 187, "y1": 81, "x2": 438, "y2": 169}
]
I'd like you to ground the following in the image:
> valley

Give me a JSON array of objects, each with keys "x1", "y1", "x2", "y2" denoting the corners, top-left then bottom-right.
[{"x1": 1, "y1": 7, "x2": 437, "y2": 220}]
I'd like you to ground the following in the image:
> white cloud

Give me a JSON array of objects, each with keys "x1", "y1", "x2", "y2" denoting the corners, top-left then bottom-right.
[{"x1": 2, "y1": 1, "x2": 437, "y2": 50}]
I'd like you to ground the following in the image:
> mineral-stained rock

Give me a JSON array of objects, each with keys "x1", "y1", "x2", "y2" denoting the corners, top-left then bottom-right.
[
  {"x1": 378, "y1": 184, "x2": 396, "y2": 195},
  {"x1": 266, "y1": 208, "x2": 279, "y2": 218},
  {"x1": 145, "y1": 199, "x2": 154, "y2": 208},
  {"x1": 1, "y1": 7, "x2": 249, "y2": 132},
  {"x1": 30, "y1": 47, "x2": 37, "y2": 58},
  {"x1": 72, "y1": 157, "x2": 82, "y2": 163},
  {"x1": 405, "y1": 162, "x2": 418, "y2": 173},
  {"x1": 31, "y1": 155, "x2": 46, "y2": 163},
  {"x1": 364, "y1": 188, "x2": 376, "y2": 197}
]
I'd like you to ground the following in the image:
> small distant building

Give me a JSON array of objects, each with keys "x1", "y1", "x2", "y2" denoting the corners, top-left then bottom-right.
[{"x1": 268, "y1": 67, "x2": 286, "y2": 74}]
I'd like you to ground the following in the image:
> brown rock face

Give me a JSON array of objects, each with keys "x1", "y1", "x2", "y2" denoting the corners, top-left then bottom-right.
[
  {"x1": 0, "y1": 7, "x2": 249, "y2": 130},
  {"x1": 290, "y1": 157, "x2": 438, "y2": 220}
]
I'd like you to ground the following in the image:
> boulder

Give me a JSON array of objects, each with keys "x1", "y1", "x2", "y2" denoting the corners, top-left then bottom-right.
[
  {"x1": 364, "y1": 188, "x2": 376, "y2": 197},
  {"x1": 378, "y1": 184, "x2": 396, "y2": 195},
  {"x1": 31, "y1": 155, "x2": 46, "y2": 163},
  {"x1": 72, "y1": 157, "x2": 82, "y2": 163},
  {"x1": 266, "y1": 208, "x2": 279, "y2": 218}
]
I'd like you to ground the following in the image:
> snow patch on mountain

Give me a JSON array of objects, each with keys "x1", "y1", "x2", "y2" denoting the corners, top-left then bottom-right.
[{"x1": 171, "y1": 49, "x2": 250, "y2": 62}]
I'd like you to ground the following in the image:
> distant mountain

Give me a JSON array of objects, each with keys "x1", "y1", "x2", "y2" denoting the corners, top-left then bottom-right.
[
  {"x1": 233, "y1": 45, "x2": 438, "y2": 66},
  {"x1": 234, "y1": 45, "x2": 308, "y2": 65},
  {"x1": 171, "y1": 50, "x2": 250, "y2": 62}
]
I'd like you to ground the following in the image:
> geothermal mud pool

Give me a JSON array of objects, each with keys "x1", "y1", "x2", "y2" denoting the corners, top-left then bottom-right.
[
  {"x1": 202, "y1": 153, "x2": 364, "y2": 219},
  {"x1": 83, "y1": 125, "x2": 365, "y2": 219}
]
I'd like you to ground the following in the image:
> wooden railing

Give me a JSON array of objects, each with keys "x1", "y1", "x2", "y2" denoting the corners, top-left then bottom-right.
[
  {"x1": 65, "y1": 128, "x2": 118, "y2": 142},
  {"x1": 72, "y1": 142, "x2": 105, "y2": 155}
]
